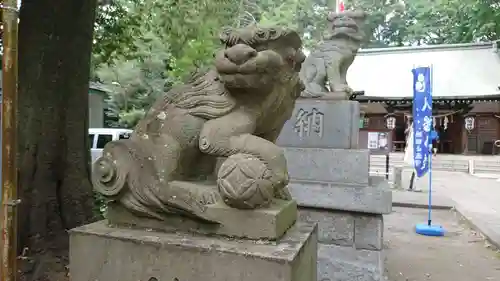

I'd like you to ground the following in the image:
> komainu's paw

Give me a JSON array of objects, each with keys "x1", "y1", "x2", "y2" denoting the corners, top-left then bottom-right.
[
  {"x1": 274, "y1": 186, "x2": 292, "y2": 200},
  {"x1": 331, "y1": 84, "x2": 353, "y2": 94},
  {"x1": 199, "y1": 187, "x2": 223, "y2": 205},
  {"x1": 300, "y1": 89, "x2": 328, "y2": 98},
  {"x1": 268, "y1": 168, "x2": 288, "y2": 188}
]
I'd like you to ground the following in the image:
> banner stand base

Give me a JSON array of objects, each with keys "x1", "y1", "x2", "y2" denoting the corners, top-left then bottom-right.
[{"x1": 415, "y1": 223, "x2": 445, "y2": 237}]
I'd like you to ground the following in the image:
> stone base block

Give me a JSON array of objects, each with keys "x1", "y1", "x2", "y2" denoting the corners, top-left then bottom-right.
[
  {"x1": 291, "y1": 185, "x2": 386, "y2": 281},
  {"x1": 107, "y1": 199, "x2": 297, "y2": 240},
  {"x1": 299, "y1": 209, "x2": 384, "y2": 251},
  {"x1": 284, "y1": 148, "x2": 370, "y2": 186},
  {"x1": 368, "y1": 176, "x2": 386, "y2": 188},
  {"x1": 70, "y1": 221, "x2": 318, "y2": 281},
  {"x1": 318, "y1": 244, "x2": 384, "y2": 281},
  {"x1": 277, "y1": 99, "x2": 360, "y2": 149},
  {"x1": 289, "y1": 181, "x2": 392, "y2": 215},
  {"x1": 294, "y1": 191, "x2": 387, "y2": 281}
]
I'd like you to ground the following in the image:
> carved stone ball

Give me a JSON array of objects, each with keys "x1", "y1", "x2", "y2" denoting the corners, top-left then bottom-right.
[{"x1": 217, "y1": 153, "x2": 274, "y2": 209}]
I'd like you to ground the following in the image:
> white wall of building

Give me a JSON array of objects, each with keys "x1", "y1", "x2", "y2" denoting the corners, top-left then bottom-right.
[{"x1": 347, "y1": 43, "x2": 500, "y2": 98}]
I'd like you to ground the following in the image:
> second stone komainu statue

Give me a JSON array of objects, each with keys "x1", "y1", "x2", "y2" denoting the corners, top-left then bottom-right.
[
  {"x1": 300, "y1": 10, "x2": 366, "y2": 99},
  {"x1": 91, "y1": 25, "x2": 307, "y2": 239}
]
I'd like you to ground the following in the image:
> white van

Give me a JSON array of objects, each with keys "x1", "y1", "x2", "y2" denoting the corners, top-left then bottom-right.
[{"x1": 89, "y1": 128, "x2": 133, "y2": 163}]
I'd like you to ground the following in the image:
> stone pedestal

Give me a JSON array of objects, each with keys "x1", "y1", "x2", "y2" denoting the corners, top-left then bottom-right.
[
  {"x1": 70, "y1": 220, "x2": 317, "y2": 281},
  {"x1": 277, "y1": 100, "x2": 392, "y2": 281},
  {"x1": 106, "y1": 199, "x2": 298, "y2": 240},
  {"x1": 276, "y1": 99, "x2": 359, "y2": 149}
]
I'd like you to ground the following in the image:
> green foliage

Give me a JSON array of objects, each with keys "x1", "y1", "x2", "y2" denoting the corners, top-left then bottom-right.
[
  {"x1": 346, "y1": 0, "x2": 409, "y2": 47},
  {"x1": 93, "y1": 193, "x2": 107, "y2": 218},
  {"x1": 93, "y1": 0, "x2": 142, "y2": 67},
  {"x1": 96, "y1": 28, "x2": 173, "y2": 127},
  {"x1": 257, "y1": 0, "x2": 329, "y2": 49},
  {"x1": 347, "y1": 0, "x2": 500, "y2": 47},
  {"x1": 92, "y1": 0, "x2": 500, "y2": 128},
  {"x1": 413, "y1": 0, "x2": 500, "y2": 44},
  {"x1": 94, "y1": 0, "x2": 238, "y2": 127}
]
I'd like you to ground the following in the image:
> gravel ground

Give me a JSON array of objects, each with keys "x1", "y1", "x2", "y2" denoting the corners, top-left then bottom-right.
[{"x1": 385, "y1": 207, "x2": 500, "y2": 281}]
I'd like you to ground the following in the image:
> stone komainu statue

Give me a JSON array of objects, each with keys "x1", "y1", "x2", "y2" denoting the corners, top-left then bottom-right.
[
  {"x1": 300, "y1": 10, "x2": 366, "y2": 99},
  {"x1": 92, "y1": 26, "x2": 306, "y2": 223}
]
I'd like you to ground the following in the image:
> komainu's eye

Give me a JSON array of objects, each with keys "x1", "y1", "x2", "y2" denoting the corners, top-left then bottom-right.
[{"x1": 256, "y1": 29, "x2": 266, "y2": 38}]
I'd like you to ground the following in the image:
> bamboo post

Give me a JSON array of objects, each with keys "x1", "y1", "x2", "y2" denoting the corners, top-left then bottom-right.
[{"x1": 0, "y1": 0, "x2": 19, "y2": 280}]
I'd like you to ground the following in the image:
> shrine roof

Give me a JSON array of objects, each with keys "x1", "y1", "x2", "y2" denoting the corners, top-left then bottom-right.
[
  {"x1": 346, "y1": 41, "x2": 500, "y2": 98},
  {"x1": 350, "y1": 92, "x2": 500, "y2": 105}
]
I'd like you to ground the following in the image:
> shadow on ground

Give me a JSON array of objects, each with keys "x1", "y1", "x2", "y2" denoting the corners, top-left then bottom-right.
[{"x1": 385, "y1": 207, "x2": 500, "y2": 281}]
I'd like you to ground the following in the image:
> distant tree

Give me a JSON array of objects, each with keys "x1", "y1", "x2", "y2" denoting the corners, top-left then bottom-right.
[
  {"x1": 348, "y1": 0, "x2": 500, "y2": 47},
  {"x1": 405, "y1": 0, "x2": 500, "y2": 44}
]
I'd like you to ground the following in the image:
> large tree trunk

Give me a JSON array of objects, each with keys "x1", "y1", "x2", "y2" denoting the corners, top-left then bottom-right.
[{"x1": 17, "y1": 1, "x2": 98, "y2": 280}]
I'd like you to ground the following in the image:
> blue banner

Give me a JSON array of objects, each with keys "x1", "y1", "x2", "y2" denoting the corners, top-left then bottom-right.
[{"x1": 412, "y1": 66, "x2": 433, "y2": 177}]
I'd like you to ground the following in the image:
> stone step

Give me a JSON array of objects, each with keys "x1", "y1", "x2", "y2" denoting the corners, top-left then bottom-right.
[
  {"x1": 370, "y1": 156, "x2": 500, "y2": 164},
  {"x1": 370, "y1": 158, "x2": 469, "y2": 168},
  {"x1": 372, "y1": 159, "x2": 496, "y2": 169},
  {"x1": 370, "y1": 162, "x2": 467, "y2": 169},
  {"x1": 472, "y1": 173, "x2": 500, "y2": 179},
  {"x1": 369, "y1": 164, "x2": 468, "y2": 172},
  {"x1": 474, "y1": 166, "x2": 500, "y2": 174}
]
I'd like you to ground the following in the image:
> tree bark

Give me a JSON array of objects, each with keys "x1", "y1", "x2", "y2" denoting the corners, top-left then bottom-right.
[{"x1": 17, "y1": 0, "x2": 98, "y2": 280}]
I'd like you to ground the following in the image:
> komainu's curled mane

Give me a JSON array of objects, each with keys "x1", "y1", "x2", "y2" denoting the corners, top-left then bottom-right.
[
  {"x1": 92, "y1": 25, "x2": 306, "y2": 222},
  {"x1": 155, "y1": 70, "x2": 236, "y2": 120}
]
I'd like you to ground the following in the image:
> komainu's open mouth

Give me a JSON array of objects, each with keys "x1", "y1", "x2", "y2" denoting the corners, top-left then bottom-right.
[
  {"x1": 215, "y1": 48, "x2": 283, "y2": 76},
  {"x1": 333, "y1": 19, "x2": 359, "y2": 32}
]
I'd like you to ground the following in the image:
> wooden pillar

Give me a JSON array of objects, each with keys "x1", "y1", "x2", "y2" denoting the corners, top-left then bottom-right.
[
  {"x1": 461, "y1": 106, "x2": 474, "y2": 154},
  {"x1": 462, "y1": 127, "x2": 469, "y2": 155}
]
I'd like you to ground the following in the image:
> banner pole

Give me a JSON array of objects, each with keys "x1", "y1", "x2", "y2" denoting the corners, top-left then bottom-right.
[
  {"x1": 428, "y1": 64, "x2": 433, "y2": 226},
  {"x1": 414, "y1": 65, "x2": 444, "y2": 237},
  {"x1": 428, "y1": 145, "x2": 432, "y2": 226}
]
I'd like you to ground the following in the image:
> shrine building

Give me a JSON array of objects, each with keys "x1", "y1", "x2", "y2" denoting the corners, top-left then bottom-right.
[{"x1": 347, "y1": 41, "x2": 500, "y2": 154}]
